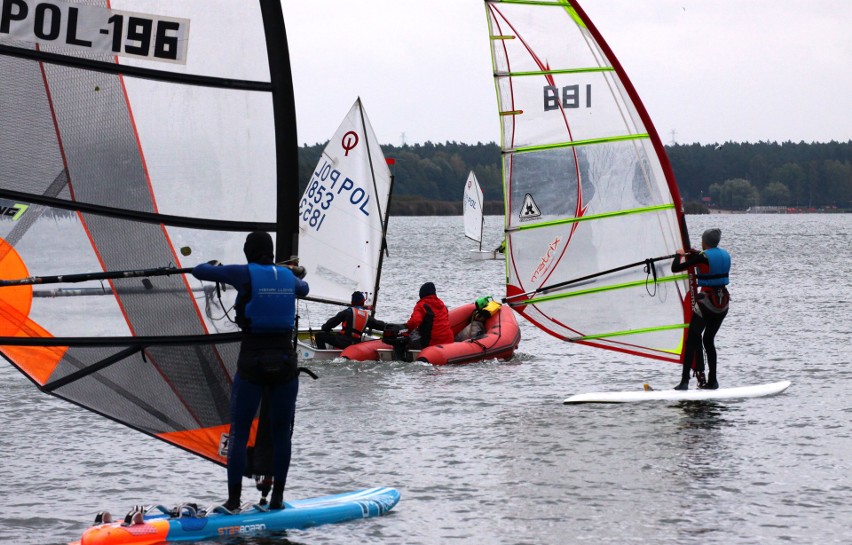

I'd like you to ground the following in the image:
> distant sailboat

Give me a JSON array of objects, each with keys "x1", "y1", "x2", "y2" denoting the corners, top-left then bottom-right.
[{"x1": 462, "y1": 171, "x2": 501, "y2": 260}]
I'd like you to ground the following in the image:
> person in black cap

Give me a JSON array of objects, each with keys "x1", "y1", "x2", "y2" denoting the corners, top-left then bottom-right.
[
  {"x1": 192, "y1": 231, "x2": 308, "y2": 512},
  {"x1": 403, "y1": 282, "x2": 454, "y2": 348},
  {"x1": 314, "y1": 291, "x2": 386, "y2": 349},
  {"x1": 671, "y1": 227, "x2": 731, "y2": 390}
]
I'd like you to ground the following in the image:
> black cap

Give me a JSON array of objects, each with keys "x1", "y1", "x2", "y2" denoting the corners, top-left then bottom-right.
[
  {"x1": 244, "y1": 231, "x2": 274, "y2": 264},
  {"x1": 419, "y1": 282, "x2": 436, "y2": 299},
  {"x1": 351, "y1": 291, "x2": 366, "y2": 305}
]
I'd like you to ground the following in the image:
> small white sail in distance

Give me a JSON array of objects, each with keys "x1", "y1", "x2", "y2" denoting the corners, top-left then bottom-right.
[
  {"x1": 297, "y1": 98, "x2": 392, "y2": 307},
  {"x1": 463, "y1": 170, "x2": 484, "y2": 248}
]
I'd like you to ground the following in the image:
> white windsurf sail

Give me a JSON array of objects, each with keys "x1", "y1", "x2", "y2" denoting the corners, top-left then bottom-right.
[
  {"x1": 484, "y1": 0, "x2": 693, "y2": 363},
  {"x1": 297, "y1": 98, "x2": 392, "y2": 308},
  {"x1": 463, "y1": 171, "x2": 485, "y2": 249},
  {"x1": 0, "y1": 0, "x2": 299, "y2": 465}
]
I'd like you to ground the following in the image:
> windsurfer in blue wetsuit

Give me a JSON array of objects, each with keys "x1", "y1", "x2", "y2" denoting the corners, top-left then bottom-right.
[
  {"x1": 192, "y1": 231, "x2": 309, "y2": 512},
  {"x1": 671, "y1": 228, "x2": 730, "y2": 390}
]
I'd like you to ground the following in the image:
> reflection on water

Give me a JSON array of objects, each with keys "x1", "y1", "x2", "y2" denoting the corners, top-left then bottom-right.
[{"x1": 675, "y1": 402, "x2": 731, "y2": 484}]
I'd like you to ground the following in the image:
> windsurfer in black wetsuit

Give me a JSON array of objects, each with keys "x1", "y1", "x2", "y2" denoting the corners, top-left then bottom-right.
[
  {"x1": 671, "y1": 228, "x2": 731, "y2": 390},
  {"x1": 192, "y1": 231, "x2": 309, "y2": 512}
]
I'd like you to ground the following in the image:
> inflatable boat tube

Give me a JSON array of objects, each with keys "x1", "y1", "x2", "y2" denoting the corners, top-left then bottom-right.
[{"x1": 340, "y1": 303, "x2": 520, "y2": 365}]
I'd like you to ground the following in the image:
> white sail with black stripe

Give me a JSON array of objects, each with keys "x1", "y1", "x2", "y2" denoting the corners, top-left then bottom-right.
[{"x1": 0, "y1": 0, "x2": 298, "y2": 465}]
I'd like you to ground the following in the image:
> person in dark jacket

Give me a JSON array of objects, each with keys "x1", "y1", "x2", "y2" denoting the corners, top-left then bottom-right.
[
  {"x1": 405, "y1": 282, "x2": 454, "y2": 348},
  {"x1": 671, "y1": 228, "x2": 731, "y2": 390},
  {"x1": 192, "y1": 231, "x2": 309, "y2": 512},
  {"x1": 314, "y1": 291, "x2": 386, "y2": 349}
]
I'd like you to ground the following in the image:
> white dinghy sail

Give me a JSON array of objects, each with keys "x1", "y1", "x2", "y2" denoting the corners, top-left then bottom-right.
[
  {"x1": 484, "y1": 0, "x2": 693, "y2": 365},
  {"x1": 463, "y1": 170, "x2": 499, "y2": 260},
  {"x1": 0, "y1": 0, "x2": 299, "y2": 466},
  {"x1": 295, "y1": 98, "x2": 393, "y2": 359}
]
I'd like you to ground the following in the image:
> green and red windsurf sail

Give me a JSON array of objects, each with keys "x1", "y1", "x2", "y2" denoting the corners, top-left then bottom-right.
[{"x1": 484, "y1": 0, "x2": 694, "y2": 363}]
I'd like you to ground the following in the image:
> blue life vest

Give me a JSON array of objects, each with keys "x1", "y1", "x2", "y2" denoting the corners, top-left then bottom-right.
[
  {"x1": 697, "y1": 248, "x2": 731, "y2": 287},
  {"x1": 243, "y1": 264, "x2": 297, "y2": 333}
]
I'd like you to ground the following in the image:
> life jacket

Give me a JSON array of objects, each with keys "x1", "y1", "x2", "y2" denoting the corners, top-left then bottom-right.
[
  {"x1": 696, "y1": 248, "x2": 731, "y2": 287},
  {"x1": 343, "y1": 307, "x2": 370, "y2": 339},
  {"x1": 240, "y1": 263, "x2": 297, "y2": 333}
]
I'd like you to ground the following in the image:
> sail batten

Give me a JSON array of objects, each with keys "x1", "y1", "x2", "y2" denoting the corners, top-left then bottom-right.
[
  {"x1": 514, "y1": 273, "x2": 690, "y2": 305},
  {"x1": 509, "y1": 133, "x2": 651, "y2": 154},
  {"x1": 497, "y1": 67, "x2": 615, "y2": 77},
  {"x1": 486, "y1": 0, "x2": 691, "y2": 363}
]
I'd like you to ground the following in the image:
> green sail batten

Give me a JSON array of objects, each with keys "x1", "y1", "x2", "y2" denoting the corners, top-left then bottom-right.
[
  {"x1": 509, "y1": 203, "x2": 675, "y2": 232},
  {"x1": 508, "y1": 133, "x2": 649, "y2": 154},
  {"x1": 497, "y1": 66, "x2": 613, "y2": 77},
  {"x1": 518, "y1": 274, "x2": 688, "y2": 304},
  {"x1": 489, "y1": 0, "x2": 585, "y2": 26},
  {"x1": 571, "y1": 323, "x2": 688, "y2": 342},
  {"x1": 565, "y1": 7, "x2": 585, "y2": 28}
]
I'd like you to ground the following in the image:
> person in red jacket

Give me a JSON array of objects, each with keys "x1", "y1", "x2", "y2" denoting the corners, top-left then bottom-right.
[{"x1": 405, "y1": 282, "x2": 455, "y2": 348}]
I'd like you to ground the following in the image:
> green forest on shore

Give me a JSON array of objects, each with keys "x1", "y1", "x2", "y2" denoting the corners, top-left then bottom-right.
[{"x1": 298, "y1": 140, "x2": 852, "y2": 215}]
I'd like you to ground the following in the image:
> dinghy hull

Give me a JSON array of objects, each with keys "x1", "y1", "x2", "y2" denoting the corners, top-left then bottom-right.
[{"x1": 341, "y1": 303, "x2": 520, "y2": 365}]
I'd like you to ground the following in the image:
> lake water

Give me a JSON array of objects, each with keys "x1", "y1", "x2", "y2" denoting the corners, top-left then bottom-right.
[{"x1": 1, "y1": 214, "x2": 850, "y2": 545}]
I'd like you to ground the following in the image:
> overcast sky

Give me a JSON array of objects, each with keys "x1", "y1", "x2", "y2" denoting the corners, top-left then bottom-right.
[{"x1": 279, "y1": 0, "x2": 851, "y2": 147}]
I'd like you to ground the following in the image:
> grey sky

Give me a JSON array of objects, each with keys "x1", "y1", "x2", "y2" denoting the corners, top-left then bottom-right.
[{"x1": 281, "y1": 0, "x2": 851, "y2": 147}]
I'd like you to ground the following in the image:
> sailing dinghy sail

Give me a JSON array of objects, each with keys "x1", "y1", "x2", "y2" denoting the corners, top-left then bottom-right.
[
  {"x1": 295, "y1": 98, "x2": 393, "y2": 360},
  {"x1": 484, "y1": 0, "x2": 693, "y2": 364},
  {"x1": 463, "y1": 171, "x2": 500, "y2": 260},
  {"x1": 0, "y1": 0, "x2": 298, "y2": 467}
]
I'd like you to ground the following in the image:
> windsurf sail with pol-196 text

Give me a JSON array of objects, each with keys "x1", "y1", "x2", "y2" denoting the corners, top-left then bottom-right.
[{"x1": 0, "y1": 0, "x2": 299, "y2": 468}]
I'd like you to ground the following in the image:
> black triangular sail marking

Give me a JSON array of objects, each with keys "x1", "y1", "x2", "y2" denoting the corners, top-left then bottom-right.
[{"x1": 519, "y1": 193, "x2": 541, "y2": 220}]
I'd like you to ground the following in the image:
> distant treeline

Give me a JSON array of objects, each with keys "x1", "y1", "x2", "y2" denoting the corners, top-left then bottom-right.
[{"x1": 298, "y1": 140, "x2": 852, "y2": 213}]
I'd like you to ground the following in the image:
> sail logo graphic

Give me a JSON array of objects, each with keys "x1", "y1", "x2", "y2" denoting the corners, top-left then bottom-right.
[
  {"x1": 341, "y1": 130, "x2": 359, "y2": 156},
  {"x1": 0, "y1": 0, "x2": 190, "y2": 64},
  {"x1": 519, "y1": 193, "x2": 541, "y2": 221},
  {"x1": 544, "y1": 84, "x2": 592, "y2": 111},
  {"x1": 0, "y1": 203, "x2": 28, "y2": 220},
  {"x1": 218, "y1": 523, "x2": 267, "y2": 536},
  {"x1": 218, "y1": 432, "x2": 229, "y2": 457},
  {"x1": 531, "y1": 236, "x2": 561, "y2": 283}
]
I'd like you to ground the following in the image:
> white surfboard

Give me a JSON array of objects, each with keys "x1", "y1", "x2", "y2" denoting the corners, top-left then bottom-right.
[{"x1": 563, "y1": 381, "x2": 791, "y2": 404}]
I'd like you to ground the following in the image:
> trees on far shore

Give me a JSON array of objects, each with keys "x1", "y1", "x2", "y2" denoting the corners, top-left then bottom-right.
[{"x1": 296, "y1": 140, "x2": 852, "y2": 213}]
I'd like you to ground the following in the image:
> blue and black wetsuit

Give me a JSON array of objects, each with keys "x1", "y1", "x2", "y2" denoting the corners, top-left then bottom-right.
[
  {"x1": 672, "y1": 248, "x2": 731, "y2": 389},
  {"x1": 192, "y1": 260, "x2": 309, "y2": 507}
]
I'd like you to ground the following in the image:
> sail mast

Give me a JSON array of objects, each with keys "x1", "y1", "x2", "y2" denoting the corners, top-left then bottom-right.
[
  {"x1": 358, "y1": 98, "x2": 391, "y2": 315},
  {"x1": 259, "y1": 0, "x2": 300, "y2": 262}
]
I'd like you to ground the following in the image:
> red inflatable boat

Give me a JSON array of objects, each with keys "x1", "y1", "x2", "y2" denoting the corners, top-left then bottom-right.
[{"x1": 340, "y1": 303, "x2": 521, "y2": 365}]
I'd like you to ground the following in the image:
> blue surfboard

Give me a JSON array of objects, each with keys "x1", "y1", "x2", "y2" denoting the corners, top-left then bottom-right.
[{"x1": 72, "y1": 487, "x2": 400, "y2": 544}]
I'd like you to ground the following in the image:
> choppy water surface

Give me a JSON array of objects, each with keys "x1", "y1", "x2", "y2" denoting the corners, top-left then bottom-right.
[{"x1": 1, "y1": 214, "x2": 850, "y2": 545}]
